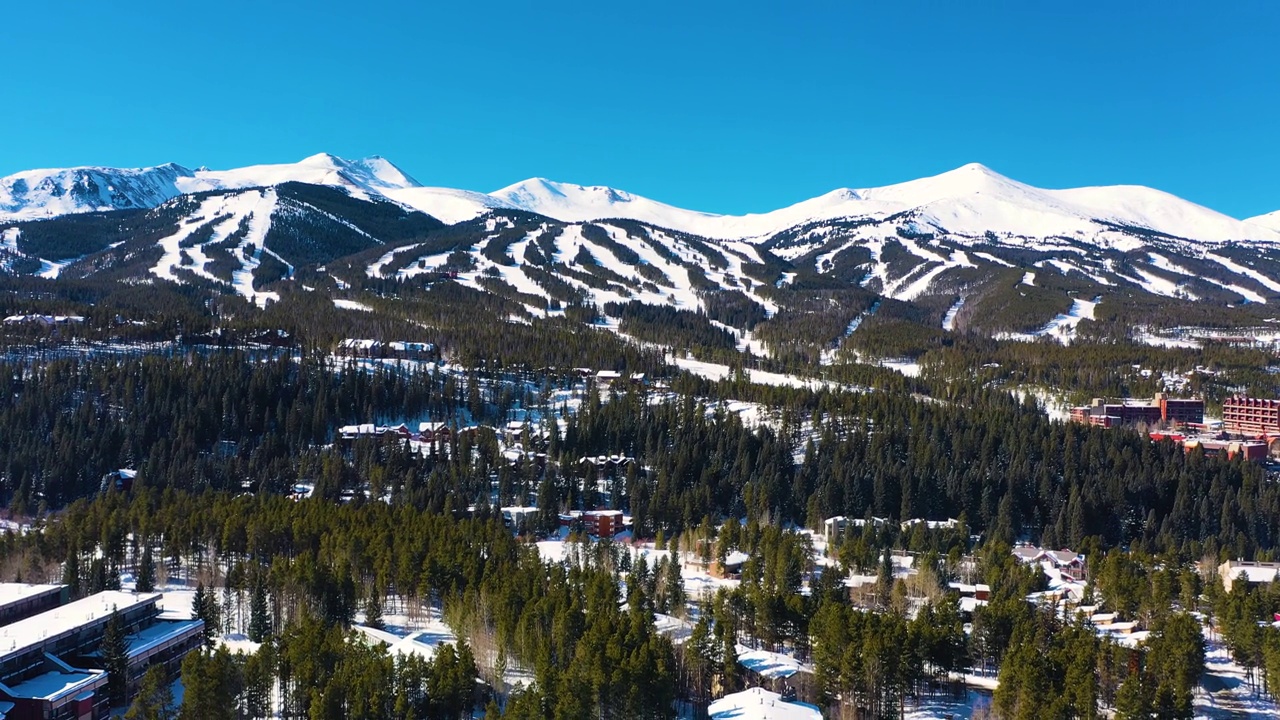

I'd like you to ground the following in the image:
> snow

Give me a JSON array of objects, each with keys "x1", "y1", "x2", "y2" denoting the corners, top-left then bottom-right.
[
  {"x1": 228, "y1": 189, "x2": 281, "y2": 307},
  {"x1": 395, "y1": 251, "x2": 453, "y2": 280},
  {"x1": 1198, "y1": 624, "x2": 1280, "y2": 718},
  {"x1": 368, "y1": 244, "x2": 421, "y2": 278},
  {"x1": 881, "y1": 360, "x2": 922, "y2": 377},
  {"x1": 219, "y1": 632, "x2": 262, "y2": 656},
  {"x1": 352, "y1": 620, "x2": 456, "y2": 661},
  {"x1": 1149, "y1": 253, "x2": 1267, "y2": 303},
  {"x1": 0, "y1": 154, "x2": 425, "y2": 223},
  {"x1": 11, "y1": 158, "x2": 1280, "y2": 255},
  {"x1": 708, "y1": 687, "x2": 822, "y2": 720},
  {"x1": 148, "y1": 188, "x2": 281, "y2": 305},
  {"x1": 904, "y1": 690, "x2": 991, "y2": 720},
  {"x1": 0, "y1": 583, "x2": 61, "y2": 607},
  {"x1": 175, "y1": 153, "x2": 419, "y2": 199},
  {"x1": 737, "y1": 646, "x2": 807, "y2": 679},
  {"x1": 333, "y1": 298, "x2": 374, "y2": 312},
  {"x1": 670, "y1": 355, "x2": 852, "y2": 391},
  {"x1": 1021, "y1": 271, "x2": 1036, "y2": 286},
  {"x1": 1136, "y1": 331, "x2": 1202, "y2": 349},
  {"x1": 1204, "y1": 253, "x2": 1280, "y2": 294},
  {"x1": 942, "y1": 297, "x2": 965, "y2": 331},
  {"x1": 972, "y1": 251, "x2": 1013, "y2": 267},
  {"x1": 995, "y1": 296, "x2": 1100, "y2": 345},
  {"x1": 6, "y1": 669, "x2": 102, "y2": 701},
  {"x1": 0, "y1": 228, "x2": 19, "y2": 264},
  {"x1": 0, "y1": 590, "x2": 160, "y2": 658},
  {"x1": 0, "y1": 163, "x2": 193, "y2": 221},
  {"x1": 383, "y1": 186, "x2": 510, "y2": 224},
  {"x1": 1250, "y1": 210, "x2": 1280, "y2": 234},
  {"x1": 1117, "y1": 267, "x2": 1187, "y2": 299},
  {"x1": 889, "y1": 263, "x2": 947, "y2": 302}
]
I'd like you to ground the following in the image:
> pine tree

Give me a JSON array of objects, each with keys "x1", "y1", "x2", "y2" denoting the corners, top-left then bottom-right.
[
  {"x1": 362, "y1": 586, "x2": 384, "y2": 630},
  {"x1": 101, "y1": 610, "x2": 130, "y2": 708},
  {"x1": 136, "y1": 544, "x2": 156, "y2": 593},
  {"x1": 721, "y1": 633, "x2": 740, "y2": 694},
  {"x1": 248, "y1": 580, "x2": 271, "y2": 643},
  {"x1": 124, "y1": 664, "x2": 175, "y2": 720},
  {"x1": 242, "y1": 645, "x2": 274, "y2": 720},
  {"x1": 193, "y1": 583, "x2": 220, "y2": 649},
  {"x1": 178, "y1": 648, "x2": 242, "y2": 720},
  {"x1": 62, "y1": 550, "x2": 81, "y2": 599}
]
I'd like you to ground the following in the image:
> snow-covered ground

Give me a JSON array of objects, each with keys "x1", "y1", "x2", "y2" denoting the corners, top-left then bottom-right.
[
  {"x1": 942, "y1": 297, "x2": 965, "y2": 331},
  {"x1": 148, "y1": 188, "x2": 281, "y2": 307},
  {"x1": 333, "y1": 298, "x2": 373, "y2": 312},
  {"x1": 670, "y1": 354, "x2": 857, "y2": 392},
  {"x1": 903, "y1": 690, "x2": 991, "y2": 719},
  {"x1": 1196, "y1": 628, "x2": 1280, "y2": 718}
]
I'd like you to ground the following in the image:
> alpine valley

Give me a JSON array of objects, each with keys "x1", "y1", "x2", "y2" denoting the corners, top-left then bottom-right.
[{"x1": 9, "y1": 154, "x2": 1280, "y2": 720}]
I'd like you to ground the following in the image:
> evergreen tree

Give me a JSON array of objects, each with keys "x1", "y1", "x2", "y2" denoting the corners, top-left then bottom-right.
[
  {"x1": 178, "y1": 648, "x2": 242, "y2": 720},
  {"x1": 193, "y1": 583, "x2": 221, "y2": 649},
  {"x1": 136, "y1": 544, "x2": 156, "y2": 594},
  {"x1": 362, "y1": 585, "x2": 384, "y2": 631},
  {"x1": 248, "y1": 580, "x2": 271, "y2": 643},
  {"x1": 62, "y1": 550, "x2": 81, "y2": 599},
  {"x1": 124, "y1": 664, "x2": 176, "y2": 720},
  {"x1": 101, "y1": 610, "x2": 130, "y2": 708}
]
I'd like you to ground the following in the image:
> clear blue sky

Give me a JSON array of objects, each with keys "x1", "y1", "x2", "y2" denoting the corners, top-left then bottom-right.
[{"x1": 3, "y1": 2, "x2": 1278, "y2": 218}]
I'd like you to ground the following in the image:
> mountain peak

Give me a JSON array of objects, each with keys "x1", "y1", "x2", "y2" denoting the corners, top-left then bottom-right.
[
  {"x1": 299, "y1": 152, "x2": 341, "y2": 166},
  {"x1": 501, "y1": 177, "x2": 634, "y2": 202}
]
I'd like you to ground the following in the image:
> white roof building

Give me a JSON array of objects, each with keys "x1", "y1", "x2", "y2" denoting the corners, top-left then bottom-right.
[
  {"x1": 709, "y1": 687, "x2": 822, "y2": 720},
  {"x1": 0, "y1": 591, "x2": 160, "y2": 662}
]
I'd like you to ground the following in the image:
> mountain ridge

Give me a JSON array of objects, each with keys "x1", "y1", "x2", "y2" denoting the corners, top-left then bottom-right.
[{"x1": 3, "y1": 155, "x2": 1277, "y2": 247}]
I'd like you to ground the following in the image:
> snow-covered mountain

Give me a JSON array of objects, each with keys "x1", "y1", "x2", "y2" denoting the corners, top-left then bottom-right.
[
  {"x1": 0, "y1": 163, "x2": 195, "y2": 220},
  {"x1": 7, "y1": 152, "x2": 1280, "y2": 345},
  {"x1": 1250, "y1": 210, "x2": 1280, "y2": 233},
  {"x1": 493, "y1": 164, "x2": 1280, "y2": 246},
  {"x1": 181, "y1": 153, "x2": 422, "y2": 198},
  {"x1": 4, "y1": 155, "x2": 1278, "y2": 248},
  {"x1": 0, "y1": 154, "x2": 423, "y2": 222}
]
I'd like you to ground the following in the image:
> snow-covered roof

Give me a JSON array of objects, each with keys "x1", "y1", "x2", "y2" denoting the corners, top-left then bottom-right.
[
  {"x1": 124, "y1": 619, "x2": 203, "y2": 659},
  {"x1": 708, "y1": 687, "x2": 822, "y2": 720},
  {"x1": 0, "y1": 583, "x2": 62, "y2": 609},
  {"x1": 948, "y1": 582, "x2": 991, "y2": 595},
  {"x1": 901, "y1": 517, "x2": 959, "y2": 531},
  {"x1": 723, "y1": 550, "x2": 751, "y2": 567},
  {"x1": 737, "y1": 647, "x2": 806, "y2": 679},
  {"x1": 0, "y1": 668, "x2": 104, "y2": 701},
  {"x1": 352, "y1": 624, "x2": 455, "y2": 661},
  {"x1": 0, "y1": 590, "x2": 160, "y2": 661}
]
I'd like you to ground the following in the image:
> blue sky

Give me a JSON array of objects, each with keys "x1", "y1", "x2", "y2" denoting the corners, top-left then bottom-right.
[{"x1": 3, "y1": 2, "x2": 1277, "y2": 218}]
